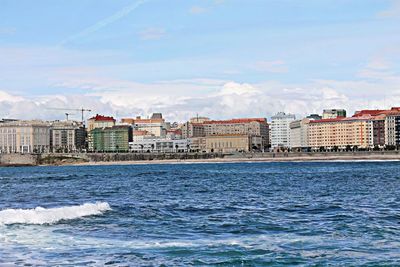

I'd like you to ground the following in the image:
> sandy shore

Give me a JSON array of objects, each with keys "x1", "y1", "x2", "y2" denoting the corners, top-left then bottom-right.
[{"x1": 62, "y1": 154, "x2": 400, "y2": 167}]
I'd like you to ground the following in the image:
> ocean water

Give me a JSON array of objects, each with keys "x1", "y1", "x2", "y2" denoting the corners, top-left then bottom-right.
[{"x1": 1, "y1": 162, "x2": 400, "y2": 266}]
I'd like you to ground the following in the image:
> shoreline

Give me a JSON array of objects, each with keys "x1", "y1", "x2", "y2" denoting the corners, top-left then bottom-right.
[{"x1": 62, "y1": 154, "x2": 400, "y2": 167}]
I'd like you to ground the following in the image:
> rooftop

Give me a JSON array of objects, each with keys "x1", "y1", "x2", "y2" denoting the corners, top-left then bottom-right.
[
  {"x1": 89, "y1": 114, "x2": 115, "y2": 122},
  {"x1": 204, "y1": 118, "x2": 267, "y2": 124}
]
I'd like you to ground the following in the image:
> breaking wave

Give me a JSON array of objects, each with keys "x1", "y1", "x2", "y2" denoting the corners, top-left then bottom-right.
[{"x1": 0, "y1": 202, "x2": 111, "y2": 225}]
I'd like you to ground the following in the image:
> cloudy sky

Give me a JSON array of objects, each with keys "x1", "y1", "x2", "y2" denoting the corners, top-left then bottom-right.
[{"x1": 0, "y1": 0, "x2": 399, "y2": 122}]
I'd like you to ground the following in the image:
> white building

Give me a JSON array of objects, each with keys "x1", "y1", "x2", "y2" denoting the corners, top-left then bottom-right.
[
  {"x1": 270, "y1": 112, "x2": 296, "y2": 149},
  {"x1": 130, "y1": 136, "x2": 190, "y2": 153}
]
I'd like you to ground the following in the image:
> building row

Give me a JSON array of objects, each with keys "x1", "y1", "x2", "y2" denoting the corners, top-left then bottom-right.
[
  {"x1": 287, "y1": 108, "x2": 400, "y2": 151},
  {"x1": 2, "y1": 107, "x2": 400, "y2": 154}
]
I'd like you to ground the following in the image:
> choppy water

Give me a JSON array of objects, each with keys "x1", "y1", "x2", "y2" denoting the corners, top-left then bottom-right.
[{"x1": 1, "y1": 162, "x2": 400, "y2": 266}]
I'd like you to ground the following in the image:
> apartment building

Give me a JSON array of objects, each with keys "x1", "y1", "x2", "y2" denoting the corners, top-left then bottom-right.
[
  {"x1": 50, "y1": 121, "x2": 86, "y2": 153},
  {"x1": 91, "y1": 125, "x2": 132, "y2": 152},
  {"x1": 181, "y1": 122, "x2": 205, "y2": 139},
  {"x1": 0, "y1": 120, "x2": 51, "y2": 153},
  {"x1": 270, "y1": 112, "x2": 296, "y2": 149},
  {"x1": 87, "y1": 114, "x2": 116, "y2": 151},
  {"x1": 308, "y1": 117, "x2": 374, "y2": 150},
  {"x1": 385, "y1": 114, "x2": 400, "y2": 146},
  {"x1": 289, "y1": 118, "x2": 311, "y2": 150}
]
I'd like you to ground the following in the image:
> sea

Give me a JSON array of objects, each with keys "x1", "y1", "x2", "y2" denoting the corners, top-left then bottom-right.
[{"x1": 1, "y1": 161, "x2": 400, "y2": 266}]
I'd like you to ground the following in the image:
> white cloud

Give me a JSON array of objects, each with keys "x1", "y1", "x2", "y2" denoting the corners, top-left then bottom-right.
[
  {"x1": 218, "y1": 82, "x2": 260, "y2": 95},
  {"x1": 138, "y1": 27, "x2": 166, "y2": 40}
]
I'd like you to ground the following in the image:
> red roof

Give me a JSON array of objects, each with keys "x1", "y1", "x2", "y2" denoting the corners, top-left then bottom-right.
[
  {"x1": 204, "y1": 118, "x2": 267, "y2": 124},
  {"x1": 353, "y1": 110, "x2": 386, "y2": 117},
  {"x1": 89, "y1": 114, "x2": 115, "y2": 122},
  {"x1": 353, "y1": 107, "x2": 400, "y2": 118}
]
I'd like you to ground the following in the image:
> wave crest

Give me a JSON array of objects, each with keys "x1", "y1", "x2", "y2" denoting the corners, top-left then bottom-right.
[{"x1": 0, "y1": 202, "x2": 111, "y2": 225}]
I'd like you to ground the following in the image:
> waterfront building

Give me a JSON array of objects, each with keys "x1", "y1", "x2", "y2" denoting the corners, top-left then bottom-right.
[
  {"x1": 202, "y1": 118, "x2": 269, "y2": 150},
  {"x1": 385, "y1": 114, "x2": 400, "y2": 147},
  {"x1": 91, "y1": 125, "x2": 132, "y2": 152},
  {"x1": 204, "y1": 135, "x2": 251, "y2": 153},
  {"x1": 87, "y1": 115, "x2": 116, "y2": 151},
  {"x1": 129, "y1": 136, "x2": 189, "y2": 153},
  {"x1": 322, "y1": 109, "x2": 346, "y2": 119},
  {"x1": 0, "y1": 120, "x2": 51, "y2": 153},
  {"x1": 182, "y1": 117, "x2": 268, "y2": 150},
  {"x1": 50, "y1": 121, "x2": 86, "y2": 153},
  {"x1": 308, "y1": 116, "x2": 374, "y2": 150},
  {"x1": 189, "y1": 137, "x2": 207, "y2": 152},
  {"x1": 270, "y1": 112, "x2": 296, "y2": 149},
  {"x1": 372, "y1": 116, "x2": 386, "y2": 147},
  {"x1": 289, "y1": 118, "x2": 311, "y2": 150},
  {"x1": 353, "y1": 108, "x2": 400, "y2": 147}
]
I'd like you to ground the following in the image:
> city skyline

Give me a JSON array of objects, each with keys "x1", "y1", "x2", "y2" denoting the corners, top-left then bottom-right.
[{"x1": 1, "y1": 0, "x2": 400, "y2": 122}]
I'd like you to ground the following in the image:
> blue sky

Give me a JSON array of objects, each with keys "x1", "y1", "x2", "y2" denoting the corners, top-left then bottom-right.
[{"x1": 0, "y1": 0, "x2": 399, "y2": 121}]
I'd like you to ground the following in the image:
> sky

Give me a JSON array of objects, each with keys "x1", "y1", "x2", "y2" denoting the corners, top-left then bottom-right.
[{"x1": 0, "y1": 0, "x2": 399, "y2": 122}]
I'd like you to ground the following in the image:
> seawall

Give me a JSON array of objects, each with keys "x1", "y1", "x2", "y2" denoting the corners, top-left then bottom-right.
[
  {"x1": 2, "y1": 151, "x2": 400, "y2": 167},
  {"x1": 0, "y1": 154, "x2": 39, "y2": 166}
]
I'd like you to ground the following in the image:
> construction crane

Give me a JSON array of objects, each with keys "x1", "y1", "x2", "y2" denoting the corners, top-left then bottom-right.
[
  {"x1": 46, "y1": 107, "x2": 92, "y2": 123},
  {"x1": 65, "y1": 113, "x2": 75, "y2": 121}
]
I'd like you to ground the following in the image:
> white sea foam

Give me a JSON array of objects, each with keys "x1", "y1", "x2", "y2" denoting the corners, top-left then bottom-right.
[{"x1": 0, "y1": 202, "x2": 111, "y2": 225}]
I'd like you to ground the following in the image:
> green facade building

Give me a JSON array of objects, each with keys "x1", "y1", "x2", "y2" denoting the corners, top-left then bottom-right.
[{"x1": 91, "y1": 126, "x2": 132, "y2": 152}]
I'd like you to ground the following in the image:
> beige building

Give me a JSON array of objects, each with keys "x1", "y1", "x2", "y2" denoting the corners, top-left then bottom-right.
[
  {"x1": 205, "y1": 135, "x2": 251, "y2": 153},
  {"x1": 308, "y1": 117, "x2": 373, "y2": 150},
  {"x1": 289, "y1": 118, "x2": 311, "y2": 150},
  {"x1": 190, "y1": 135, "x2": 251, "y2": 153},
  {"x1": 189, "y1": 137, "x2": 207, "y2": 152},
  {"x1": 121, "y1": 116, "x2": 168, "y2": 137},
  {"x1": 0, "y1": 120, "x2": 51, "y2": 153},
  {"x1": 184, "y1": 118, "x2": 268, "y2": 151},
  {"x1": 88, "y1": 114, "x2": 116, "y2": 132},
  {"x1": 181, "y1": 122, "x2": 205, "y2": 139}
]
